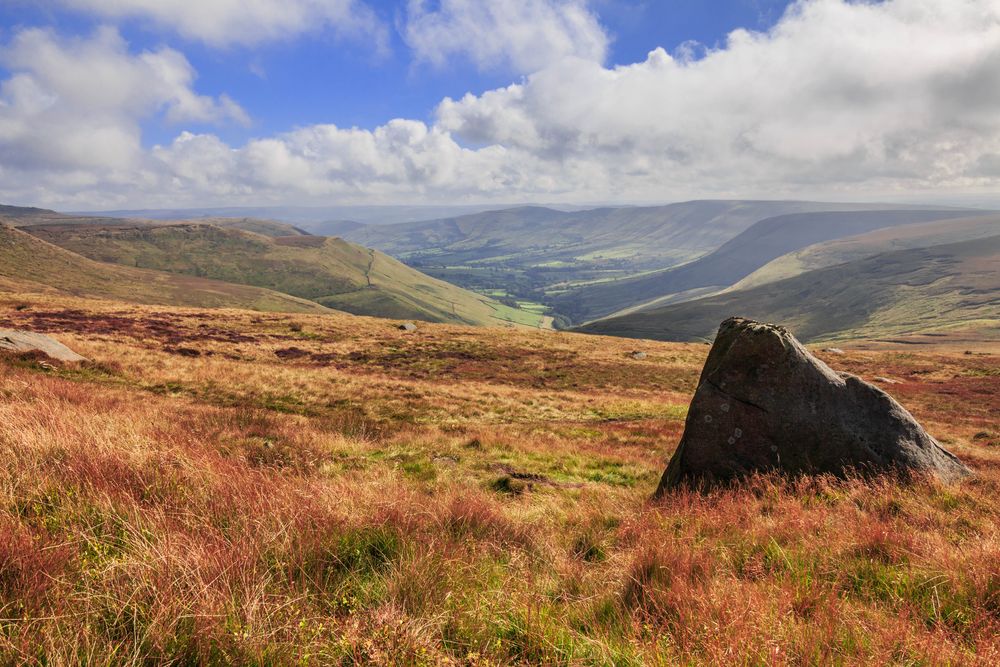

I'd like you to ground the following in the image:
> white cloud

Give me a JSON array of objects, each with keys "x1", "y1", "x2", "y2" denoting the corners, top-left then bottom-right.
[
  {"x1": 6, "y1": 0, "x2": 1000, "y2": 209},
  {"x1": 151, "y1": 121, "x2": 542, "y2": 201},
  {"x1": 58, "y1": 0, "x2": 388, "y2": 49},
  {"x1": 403, "y1": 0, "x2": 609, "y2": 73},
  {"x1": 436, "y1": 0, "x2": 1000, "y2": 196},
  {"x1": 0, "y1": 27, "x2": 246, "y2": 200}
]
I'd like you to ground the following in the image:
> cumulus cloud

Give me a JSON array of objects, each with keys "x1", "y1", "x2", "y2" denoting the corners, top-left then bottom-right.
[
  {"x1": 403, "y1": 0, "x2": 609, "y2": 73},
  {"x1": 6, "y1": 0, "x2": 1000, "y2": 209},
  {"x1": 151, "y1": 121, "x2": 544, "y2": 201},
  {"x1": 58, "y1": 0, "x2": 388, "y2": 49},
  {"x1": 437, "y1": 0, "x2": 1000, "y2": 196},
  {"x1": 0, "y1": 27, "x2": 247, "y2": 205}
]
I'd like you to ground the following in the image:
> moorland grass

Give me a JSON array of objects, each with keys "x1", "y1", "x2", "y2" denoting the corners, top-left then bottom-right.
[{"x1": 0, "y1": 292, "x2": 997, "y2": 664}]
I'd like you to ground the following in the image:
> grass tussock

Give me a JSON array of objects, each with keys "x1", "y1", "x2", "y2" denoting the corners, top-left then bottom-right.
[{"x1": 0, "y1": 292, "x2": 997, "y2": 664}]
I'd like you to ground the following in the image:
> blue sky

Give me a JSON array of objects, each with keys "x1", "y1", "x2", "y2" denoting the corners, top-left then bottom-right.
[
  {"x1": 1, "y1": 1, "x2": 998, "y2": 209},
  {"x1": 1, "y1": 0, "x2": 794, "y2": 147}
]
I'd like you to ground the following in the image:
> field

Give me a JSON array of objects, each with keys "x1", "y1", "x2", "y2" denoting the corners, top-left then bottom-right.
[{"x1": 0, "y1": 292, "x2": 998, "y2": 664}]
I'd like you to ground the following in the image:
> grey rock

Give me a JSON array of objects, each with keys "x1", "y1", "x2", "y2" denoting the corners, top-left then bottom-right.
[
  {"x1": 630, "y1": 351, "x2": 648, "y2": 360},
  {"x1": 0, "y1": 329, "x2": 88, "y2": 362},
  {"x1": 822, "y1": 347, "x2": 845, "y2": 355},
  {"x1": 655, "y1": 318, "x2": 969, "y2": 495},
  {"x1": 398, "y1": 322, "x2": 418, "y2": 332}
]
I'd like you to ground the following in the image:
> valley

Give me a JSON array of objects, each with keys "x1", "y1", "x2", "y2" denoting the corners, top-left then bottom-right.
[
  {"x1": 578, "y1": 234, "x2": 1000, "y2": 343},
  {"x1": 330, "y1": 202, "x2": 992, "y2": 331}
]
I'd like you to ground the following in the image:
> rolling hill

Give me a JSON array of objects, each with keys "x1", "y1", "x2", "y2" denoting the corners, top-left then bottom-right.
[
  {"x1": 1, "y1": 204, "x2": 309, "y2": 239},
  {"x1": 733, "y1": 213, "x2": 1000, "y2": 290},
  {"x1": 344, "y1": 201, "x2": 947, "y2": 268},
  {"x1": 0, "y1": 224, "x2": 330, "y2": 313},
  {"x1": 555, "y1": 209, "x2": 986, "y2": 323},
  {"x1": 577, "y1": 234, "x2": 1000, "y2": 343},
  {"x1": 23, "y1": 222, "x2": 546, "y2": 328},
  {"x1": 0, "y1": 204, "x2": 150, "y2": 229},
  {"x1": 180, "y1": 217, "x2": 311, "y2": 238},
  {"x1": 332, "y1": 201, "x2": 973, "y2": 322}
]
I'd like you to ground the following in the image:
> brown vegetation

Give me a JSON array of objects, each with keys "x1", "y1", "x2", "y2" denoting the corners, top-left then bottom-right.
[{"x1": 0, "y1": 291, "x2": 997, "y2": 664}]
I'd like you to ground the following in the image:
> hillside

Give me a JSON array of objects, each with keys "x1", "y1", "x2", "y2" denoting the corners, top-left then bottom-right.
[
  {"x1": 339, "y1": 202, "x2": 969, "y2": 319},
  {"x1": 1, "y1": 205, "x2": 310, "y2": 239},
  {"x1": 0, "y1": 204, "x2": 145, "y2": 229},
  {"x1": 578, "y1": 235, "x2": 1000, "y2": 343},
  {"x1": 734, "y1": 213, "x2": 1000, "y2": 290},
  {"x1": 0, "y1": 224, "x2": 329, "y2": 313},
  {"x1": 24, "y1": 222, "x2": 547, "y2": 328},
  {"x1": 0, "y1": 290, "x2": 996, "y2": 663},
  {"x1": 188, "y1": 217, "x2": 311, "y2": 238},
  {"x1": 346, "y1": 201, "x2": 947, "y2": 268},
  {"x1": 555, "y1": 209, "x2": 986, "y2": 323}
]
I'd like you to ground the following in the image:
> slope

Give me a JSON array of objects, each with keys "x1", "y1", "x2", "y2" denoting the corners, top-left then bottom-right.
[
  {"x1": 577, "y1": 234, "x2": 1000, "y2": 343},
  {"x1": 1, "y1": 204, "x2": 147, "y2": 229},
  {"x1": 340, "y1": 201, "x2": 969, "y2": 318},
  {"x1": 556, "y1": 209, "x2": 986, "y2": 324},
  {"x1": 0, "y1": 224, "x2": 329, "y2": 313},
  {"x1": 24, "y1": 223, "x2": 545, "y2": 328},
  {"x1": 186, "y1": 217, "x2": 311, "y2": 238},
  {"x1": 734, "y1": 214, "x2": 1000, "y2": 290}
]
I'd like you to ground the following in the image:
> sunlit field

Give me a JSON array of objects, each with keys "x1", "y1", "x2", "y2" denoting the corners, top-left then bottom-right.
[{"x1": 1, "y1": 293, "x2": 997, "y2": 664}]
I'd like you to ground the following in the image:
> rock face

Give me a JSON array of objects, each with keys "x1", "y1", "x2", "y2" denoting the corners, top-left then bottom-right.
[
  {"x1": 0, "y1": 329, "x2": 88, "y2": 362},
  {"x1": 655, "y1": 318, "x2": 970, "y2": 495}
]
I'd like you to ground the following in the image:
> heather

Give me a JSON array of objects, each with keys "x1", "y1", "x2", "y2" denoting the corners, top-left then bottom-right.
[{"x1": 0, "y1": 294, "x2": 997, "y2": 665}]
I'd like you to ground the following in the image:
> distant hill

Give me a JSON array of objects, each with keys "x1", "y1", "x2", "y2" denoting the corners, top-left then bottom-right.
[
  {"x1": 0, "y1": 204, "x2": 58, "y2": 220},
  {"x1": 188, "y1": 217, "x2": 311, "y2": 238},
  {"x1": 577, "y1": 234, "x2": 1000, "y2": 343},
  {"x1": 0, "y1": 224, "x2": 329, "y2": 313},
  {"x1": 332, "y1": 201, "x2": 971, "y2": 322},
  {"x1": 301, "y1": 220, "x2": 366, "y2": 237},
  {"x1": 0, "y1": 206, "x2": 310, "y2": 238},
  {"x1": 344, "y1": 201, "x2": 941, "y2": 270},
  {"x1": 733, "y1": 214, "x2": 1000, "y2": 290},
  {"x1": 72, "y1": 204, "x2": 522, "y2": 226},
  {"x1": 24, "y1": 222, "x2": 546, "y2": 328},
  {"x1": 0, "y1": 205, "x2": 143, "y2": 229},
  {"x1": 555, "y1": 209, "x2": 986, "y2": 323}
]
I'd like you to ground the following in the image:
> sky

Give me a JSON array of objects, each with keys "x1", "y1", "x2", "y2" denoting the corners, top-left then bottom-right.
[{"x1": 2, "y1": 0, "x2": 1000, "y2": 210}]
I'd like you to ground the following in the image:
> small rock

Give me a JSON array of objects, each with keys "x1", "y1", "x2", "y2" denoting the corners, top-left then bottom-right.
[
  {"x1": 873, "y1": 376, "x2": 901, "y2": 385},
  {"x1": 398, "y1": 322, "x2": 417, "y2": 332},
  {"x1": 822, "y1": 347, "x2": 845, "y2": 355},
  {"x1": 0, "y1": 329, "x2": 88, "y2": 362},
  {"x1": 629, "y1": 351, "x2": 648, "y2": 360}
]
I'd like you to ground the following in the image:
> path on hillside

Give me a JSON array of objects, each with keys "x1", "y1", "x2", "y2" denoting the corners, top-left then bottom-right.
[{"x1": 364, "y1": 249, "x2": 374, "y2": 288}]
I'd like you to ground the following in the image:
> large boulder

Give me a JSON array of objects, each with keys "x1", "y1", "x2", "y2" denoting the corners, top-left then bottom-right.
[
  {"x1": 655, "y1": 318, "x2": 970, "y2": 495},
  {"x1": 0, "y1": 329, "x2": 88, "y2": 363}
]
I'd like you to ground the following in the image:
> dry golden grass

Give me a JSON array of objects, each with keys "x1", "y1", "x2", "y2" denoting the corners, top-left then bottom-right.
[{"x1": 0, "y1": 291, "x2": 997, "y2": 665}]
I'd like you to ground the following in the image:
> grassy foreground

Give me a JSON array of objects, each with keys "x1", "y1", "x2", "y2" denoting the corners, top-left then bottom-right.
[{"x1": 0, "y1": 292, "x2": 997, "y2": 664}]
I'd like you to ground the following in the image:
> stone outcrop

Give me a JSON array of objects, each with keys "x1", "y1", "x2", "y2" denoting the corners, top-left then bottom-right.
[
  {"x1": 0, "y1": 329, "x2": 88, "y2": 363},
  {"x1": 655, "y1": 318, "x2": 970, "y2": 495}
]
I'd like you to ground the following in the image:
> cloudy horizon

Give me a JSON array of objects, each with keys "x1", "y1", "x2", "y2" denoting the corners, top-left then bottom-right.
[{"x1": 4, "y1": 0, "x2": 1000, "y2": 210}]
